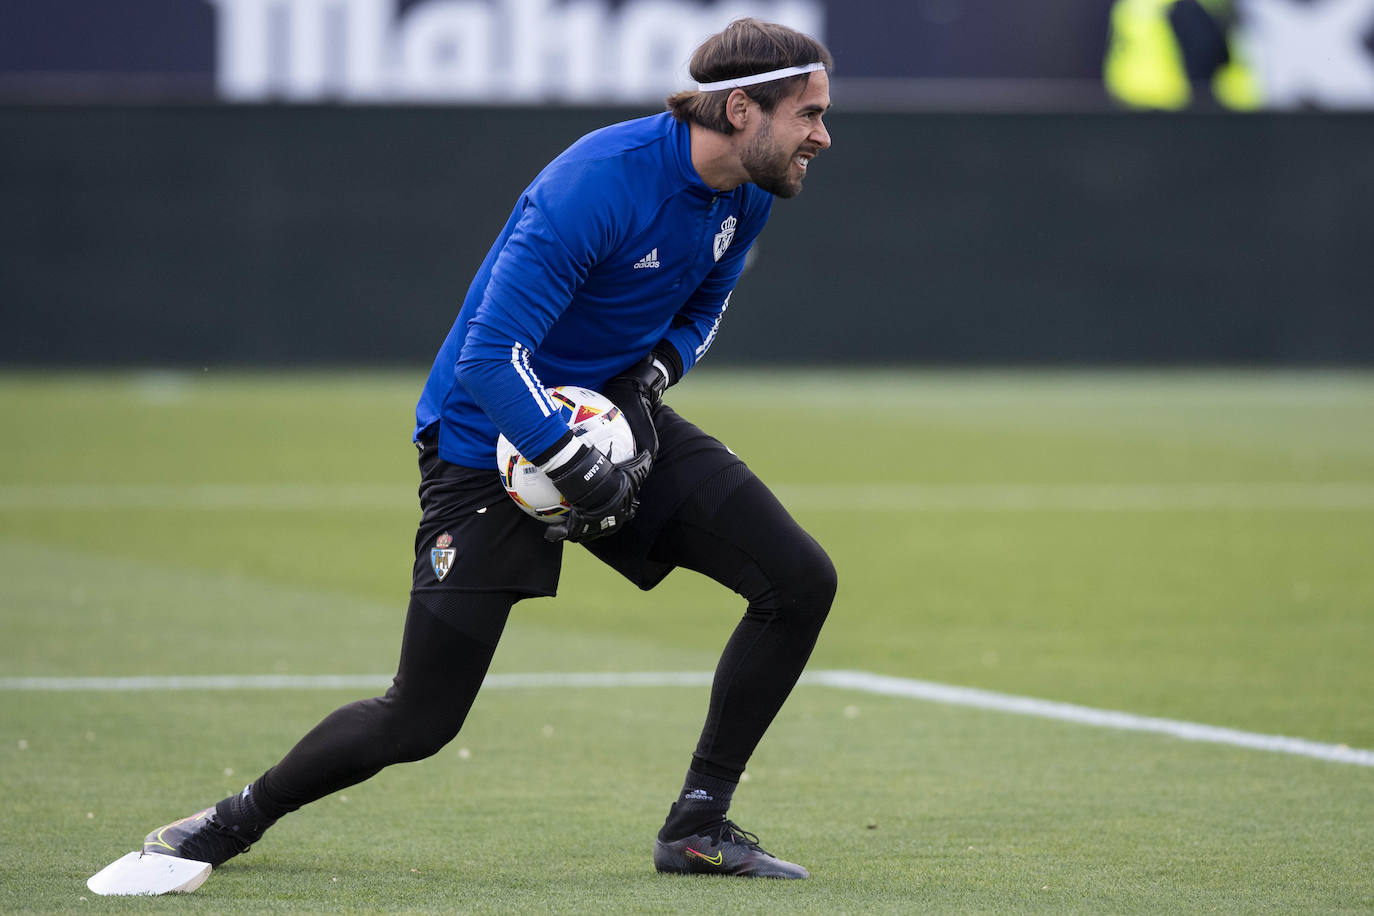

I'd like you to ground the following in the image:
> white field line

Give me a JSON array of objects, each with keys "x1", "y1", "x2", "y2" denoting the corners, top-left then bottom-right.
[
  {"x1": 776, "y1": 483, "x2": 1374, "y2": 511},
  {"x1": 3, "y1": 669, "x2": 1370, "y2": 769},
  {"x1": 3, "y1": 483, "x2": 1374, "y2": 511},
  {"x1": 0, "y1": 672, "x2": 712, "y2": 692},
  {"x1": 808, "y1": 670, "x2": 1374, "y2": 768},
  {"x1": 0, "y1": 484, "x2": 409, "y2": 511}
]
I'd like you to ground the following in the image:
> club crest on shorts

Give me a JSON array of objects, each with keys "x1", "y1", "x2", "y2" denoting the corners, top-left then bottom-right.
[
  {"x1": 713, "y1": 215, "x2": 737, "y2": 262},
  {"x1": 431, "y1": 532, "x2": 455, "y2": 582}
]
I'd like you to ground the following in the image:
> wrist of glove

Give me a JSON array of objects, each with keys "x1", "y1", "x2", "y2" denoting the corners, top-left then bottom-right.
[
  {"x1": 541, "y1": 439, "x2": 653, "y2": 543},
  {"x1": 602, "y1": 353, "x2": 672, "y2": 458}
]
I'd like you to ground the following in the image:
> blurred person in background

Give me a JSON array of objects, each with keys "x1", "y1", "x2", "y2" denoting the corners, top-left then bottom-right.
[{"x1": 1105, "y1": 0, "x2": 1262, "y2": 109}]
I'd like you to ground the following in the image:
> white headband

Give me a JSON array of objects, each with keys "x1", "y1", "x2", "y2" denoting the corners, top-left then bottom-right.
[{"x1": 695, "y1": 62, "x2": 826, "y2": 93}]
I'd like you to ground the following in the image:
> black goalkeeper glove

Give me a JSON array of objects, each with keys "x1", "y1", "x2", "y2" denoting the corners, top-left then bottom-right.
[
  {"x1": 541, "y1": 440, "x2": 653, "y2": 543},
  {"x1": 601, "y1": 353, "x2": 672, "y2": 458}
]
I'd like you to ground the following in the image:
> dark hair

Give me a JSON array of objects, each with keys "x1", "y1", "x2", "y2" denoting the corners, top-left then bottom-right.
[{"x1": 667, "y1": 18, "x2": 832, "y2": 134}]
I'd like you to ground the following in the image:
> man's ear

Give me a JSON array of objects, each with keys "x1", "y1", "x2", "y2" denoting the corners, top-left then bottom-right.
[{"x1": 725, "y1": 89, "x2": 753, "y2": 132}]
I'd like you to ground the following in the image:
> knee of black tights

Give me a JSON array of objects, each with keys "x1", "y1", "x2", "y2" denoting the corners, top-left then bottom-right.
[
  {"x1": 748, "y1": 544, "x2": 837, "y2": 630},
  {"x1": 391, "y1": 706, "x2": 465, "y2": 763},
  {"x1": 790, "y1": 531, "x2": 838, "y2": 599},
  {"x1": 807, "y1": 547, "x2": 839, "y2": 609},
  {"x1": 370, "y1": 690, "x2": 466, "y2": 764}
]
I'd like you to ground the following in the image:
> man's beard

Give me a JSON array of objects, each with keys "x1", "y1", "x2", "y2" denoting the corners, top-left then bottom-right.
[{"x1": 740, "y1": 117, "x2": 805, "y2": 199}]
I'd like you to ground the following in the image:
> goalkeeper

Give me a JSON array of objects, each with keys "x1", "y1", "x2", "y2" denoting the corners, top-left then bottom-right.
[{"x1": 141, "y1": 18, "x2": 836, "y2": 882}]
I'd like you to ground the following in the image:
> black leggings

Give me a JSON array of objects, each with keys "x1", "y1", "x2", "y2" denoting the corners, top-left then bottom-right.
[
  {"x1": 253, "y1": 474, "x2": 835, "y2": 817},
  {"x1": 650, "y1": 474, "x2": 836, "y2": 778}
]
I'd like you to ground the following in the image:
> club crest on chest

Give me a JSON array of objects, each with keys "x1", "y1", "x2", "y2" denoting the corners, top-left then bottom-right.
[{"x1": 713, "y1": 216, "x2": 737, "y2": 262}]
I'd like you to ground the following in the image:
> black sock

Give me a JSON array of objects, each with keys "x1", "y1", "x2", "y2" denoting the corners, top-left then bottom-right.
[
  {"x1": 658, "y1": 769, "x2": 737, "y2": 841},
  {"x1": 215, "y1": 782, "x2": 277, "y2": 832}
]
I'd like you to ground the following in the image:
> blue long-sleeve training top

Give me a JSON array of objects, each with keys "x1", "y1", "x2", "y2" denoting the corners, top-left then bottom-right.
[{"x1": 414, "y1": 112, "x2": 773, "y2": 470}]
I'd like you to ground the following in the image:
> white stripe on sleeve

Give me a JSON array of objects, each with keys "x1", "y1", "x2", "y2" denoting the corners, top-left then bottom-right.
[
  {"x1": 510, "y1": 343, "x2": 556, "y2": 417},
  {"x1": 695, "y1": 293, "x2": 732, "y2": 359}
]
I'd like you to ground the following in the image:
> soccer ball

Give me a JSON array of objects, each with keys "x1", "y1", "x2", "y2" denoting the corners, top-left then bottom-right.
[{"x1": 496, "y1": 386, "x2": 636, "y2": 521}]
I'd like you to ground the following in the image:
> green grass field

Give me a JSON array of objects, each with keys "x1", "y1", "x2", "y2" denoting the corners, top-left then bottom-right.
[{"x1": 2, "y1": 368, "x2": 1372, "y2": 913}]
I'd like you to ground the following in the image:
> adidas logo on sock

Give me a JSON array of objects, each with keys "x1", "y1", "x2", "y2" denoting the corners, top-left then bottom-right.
[
  {"x1": 683, "y1": 788, "x2": 714, "y2": 801},
  {"x1": 633, "y1": 248, "x2": 661, "y2": 269}
]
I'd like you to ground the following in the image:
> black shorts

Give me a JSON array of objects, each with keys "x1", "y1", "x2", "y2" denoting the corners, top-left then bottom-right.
[{"x1": 411, "y1": 405, "x2": 752, "y2": 597}]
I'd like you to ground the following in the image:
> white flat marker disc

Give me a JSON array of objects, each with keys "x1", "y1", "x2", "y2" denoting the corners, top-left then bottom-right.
[{"x1": 86, "y1": 850, "x2": 212, "y2": 896}]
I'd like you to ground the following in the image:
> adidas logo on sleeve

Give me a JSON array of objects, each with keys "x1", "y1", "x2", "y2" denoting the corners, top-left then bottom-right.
[{"x1": 633, "y1": 248, "x2": 661, "y2": 269}]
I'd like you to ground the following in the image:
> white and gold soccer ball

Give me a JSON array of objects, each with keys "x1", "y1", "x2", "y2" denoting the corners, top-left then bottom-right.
[{"x1": 496, "y1": 385, "x2": 636, "y2": 521}]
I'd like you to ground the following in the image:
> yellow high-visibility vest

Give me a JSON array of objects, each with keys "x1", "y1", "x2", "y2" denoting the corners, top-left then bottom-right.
[{"x1": 1104, "y1": 0, "x2": 1262, "y2": 109}]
